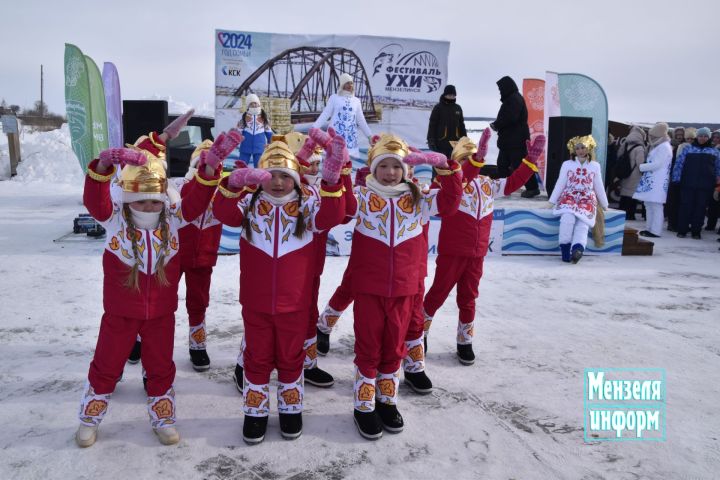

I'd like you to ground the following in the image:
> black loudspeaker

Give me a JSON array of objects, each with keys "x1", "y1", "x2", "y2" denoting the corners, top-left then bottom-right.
[
  {"x1": 122, "y1": 100, "x2": 168, "y2": 145},
  {"x1": 545, "y1": 116, "x2": 592, "y2": 196}
]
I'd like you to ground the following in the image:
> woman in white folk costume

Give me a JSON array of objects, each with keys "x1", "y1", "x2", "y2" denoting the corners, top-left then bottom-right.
[
  {"x1": 633, "y1": 122, "x2": 672, "y2": 238},
  {"x1": 548, "y1": 135, "x2": 609, "y2": 263},
  {"x1": 213, "y1": 131, "x2": 347, "y2": 444},
  {"x1": 75, "y1": 117, "x2": 239, "y2": 447},
  {"x1": 313, "y1": 72, "x2": 373, "y2": 160}
]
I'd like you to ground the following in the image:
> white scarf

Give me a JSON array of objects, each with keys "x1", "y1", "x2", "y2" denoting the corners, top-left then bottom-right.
[
  {"x1": 366, "y1": 175, "x2": 411, "y2": 198},
  {"x1": 338, "y1": 89, "x2": 353, "y2": 98},
  {"x1": 304, "y1": 174, "x2": 321, "y2": 186},
  {"x1": 248, "y1": 107, "x2": 261, "y2": 116},
  {"x1": 260, "y1": 190, "x2": 299, "y2": 206},
  {"x1": 129, "y1": 207, "x2": 161, "y2": 230}
]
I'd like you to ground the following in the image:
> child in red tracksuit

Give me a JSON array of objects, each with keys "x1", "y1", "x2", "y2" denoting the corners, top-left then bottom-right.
[
  {"x1": 423, "y1": 130, "x2": 545, "y2": 365},
  {"x1": 213, "y1": 131, "x2": 346, "y2": 444},
  {"x1": 347, "y1": 134, "x2": 462, "y2": 440},
  {"x1": 316, "y1": 165, "x2": 435, "y2": 395},
  {"x1": 75, "y1": 125, "x2": 236, "y2": 448},
  {"x1": 177, "y1": 140, "x2": 224, "y2": 371},
  {"x1": 230, "y1": 131, "x2": 351, "y2": 391}
]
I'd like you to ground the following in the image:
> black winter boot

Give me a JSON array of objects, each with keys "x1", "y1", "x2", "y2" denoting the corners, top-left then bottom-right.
[
  {"x1": 189, "y1": 349, "x2": 210, "y2": 372},
  {"x1": 457, "y1": 343, "x2": 475, "y2": 365},
  {"x1": 242, "y1": 415, "x2": 268, "y2": 445},
  {"x1": 233, "y1": 364, "x2": 243, "y2": 393},
  {"x1": 304, "y1": 367, "x2": 334, "y2": 387},
  {"x1": 353, "y1": 409, "x2": 383, "y2": 440},
  {"x1": 127, "y1": 340, "x2": 141, "y2": 364},
  {"x1": 375, "y1": 402, "x2": 404, "y2": 433},
  {"x1": 316, "y1": 327, "x2": 330, "y2": 356},
  {"x1": 279, "y1": 413, "x2": 303, "y2": 440},
  {"x1": 404, "y1": 370, "x2": 433, "y2": 394},
  {"x1": 571, "y1": 244, "x2": 584, "y2": 264}
]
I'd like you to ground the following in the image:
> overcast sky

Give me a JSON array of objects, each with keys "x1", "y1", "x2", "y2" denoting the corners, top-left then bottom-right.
[{"x1": 1, "y1": 0, "x2": 716, "y2": 124}]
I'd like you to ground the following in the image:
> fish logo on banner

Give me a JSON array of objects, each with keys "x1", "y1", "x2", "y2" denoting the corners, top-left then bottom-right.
[{"x1": 373, "y1": 43, "x2": 443, "y2": 94}]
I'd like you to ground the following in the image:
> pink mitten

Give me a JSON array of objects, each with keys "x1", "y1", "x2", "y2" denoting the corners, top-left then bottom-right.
[
  {"x1": 228, "y1": 168, "x2": 271, "y2": 189},
  {"x1": 296, "y1": 137, "x2": 319, "y2": 163},
  {"x1": 370, "y1": 134, "x2": 381, "y2": 146},
  {"x1": 309, "y1": 128, "x2": 333, "y2": 148},
  {"x1": 525, "y1": 135, "x2": 547, "y2": 164},
  {"x1": 321, "y1": 135, "x2": 348, "y2": 184},
  {"x1": 163, "y1": 109, "x2": 195, "y2": 140},
  {"x1": 405, "y1": 151, "x2": 449, "y2": 168},
  {"x1": 234, "y1": 160, "x2": 248, "y2": 169},
  {"x1": 98, "y1": 148, "x2": 146, "y2": 168},
  {"x1": 473, "y1": 127, "x2": 492, "y2": 161},
  {"x1": 203, "y1": 129, "x2": 244, "y2": 169}
]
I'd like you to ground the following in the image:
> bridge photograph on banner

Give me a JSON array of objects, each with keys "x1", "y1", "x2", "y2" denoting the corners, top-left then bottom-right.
[{"x1": 214, "y1": 31, "x2": 450, "y2": 155}]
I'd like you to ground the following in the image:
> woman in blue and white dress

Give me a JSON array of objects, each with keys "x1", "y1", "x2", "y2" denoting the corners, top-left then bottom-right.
[
  {"x1": 633, "y1": 122, "x2": 672, "y2": 238},
  {"x1": 312, "y1": 73, "x2": 372, "y2": 160}
]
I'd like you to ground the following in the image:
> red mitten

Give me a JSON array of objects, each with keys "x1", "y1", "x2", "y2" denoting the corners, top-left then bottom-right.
[
  {"x1": 202, "y1": 129, "x2": 244, "y2": 169},
  {"x1": 525, "y1": 135, "x2": 547, "y2": 164},
  {"x1": 355, "y1": 166, "x2": 370, "y2": 187},
  {"x1": 234, "y1": 160, "x2": 248, "y2": 169},
  {"x1": 370, "y1": 134, "x2": 381, "y2": 146},
  {"x1": 98, "y1": 148, "x2": 146, "y2": 168},
  {"x1": 228, "y1": 168, "x2": 270, "y2": 189},
  {"x1": 163, "y1": 109, "x2": 195, "y2": 140},
  {"x1": 296, "y1": 137, "x2": 319, "y2": 163},
  {"x1": 321, "y1": 134, "x2": 348, "y2": 184},
  {"x1": 473, "y1": 127, "x2": 492, "y2": 162}
]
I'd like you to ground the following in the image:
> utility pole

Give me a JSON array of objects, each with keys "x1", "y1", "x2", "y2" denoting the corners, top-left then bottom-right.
[{"x1": 40, "y1": 64, "x2": 44, "y2": 117}]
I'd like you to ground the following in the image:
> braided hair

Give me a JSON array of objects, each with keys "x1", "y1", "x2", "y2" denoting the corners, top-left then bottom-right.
[
  {"x1": 122, "y1": 204, "x2": 171, "y2": 290},
  {"x1": 240, "y1": 183, "x2": 307, "y2": 244}
]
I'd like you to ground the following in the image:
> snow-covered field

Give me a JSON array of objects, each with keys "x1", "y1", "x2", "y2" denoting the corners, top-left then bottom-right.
[{"x1": 1, "y1": 127, "x2": 719, "y2": 479}]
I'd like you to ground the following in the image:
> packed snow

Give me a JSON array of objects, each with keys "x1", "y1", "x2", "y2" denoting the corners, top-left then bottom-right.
[{"x1": 0, "y1": 126, "x2": 718, "y2": 480}]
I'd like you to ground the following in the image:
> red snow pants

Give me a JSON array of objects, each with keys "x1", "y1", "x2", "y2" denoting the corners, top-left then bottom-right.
[{"x1": 423, "y1": 255, "x2": 484, "y2": 325}]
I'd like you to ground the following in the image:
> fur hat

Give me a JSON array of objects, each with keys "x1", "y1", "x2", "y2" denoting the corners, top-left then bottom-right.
[
  {"x1": 367, "y1": 133, "x2": 409, "y2": 177},
  {"x1": 338, "y1": 73, "x2": 353, "y2": 89},
  {"x1": 696, "y1": 127, "x2": 711, "y2": 137},
  {"x1": 246, "y1": 94, "x2": 261, "y2": 108},
  {"x1": 684, "y1": 127, "x2": 697, "y2": 140},
  {"x1": 648, "y1": 122, "x2": 669, "y2": 139},
  {"x1": 258, "y1": 141, "x2": 302, "y2": 186}
]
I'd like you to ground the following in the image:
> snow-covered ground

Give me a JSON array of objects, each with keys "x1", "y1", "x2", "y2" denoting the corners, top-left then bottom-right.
[{"x1": 1, "y1": 127, "x2": 719, "y2": 479}]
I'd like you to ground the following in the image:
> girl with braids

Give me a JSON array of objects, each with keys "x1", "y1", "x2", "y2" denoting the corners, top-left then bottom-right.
[
  {"x1": 75, "y1": 123, "x2": 239, "y2": 448},
  {"x1": 345, "y1": 134, "x2": 462, "y2": 440},
  {"x1": 213, "y1": 130, "x2": 347, "y2": 445}
]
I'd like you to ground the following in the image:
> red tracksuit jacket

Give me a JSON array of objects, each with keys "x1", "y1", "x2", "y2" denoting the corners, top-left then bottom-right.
[
  {"x1": 84, "y1": 159, "x2": 220, "y2": 319},
  {"x1": 436, "y1": 160, "x2": 534, "y2": 257},
  {"x1": 177, "y1": 179, "x2": 223, "y2": 269},
  {"x1": 347, "y1": 162, "x2": 462, "y2": 298},
  {"x1": 212, "y1": 178, "x2": 345, "y2": 314}
]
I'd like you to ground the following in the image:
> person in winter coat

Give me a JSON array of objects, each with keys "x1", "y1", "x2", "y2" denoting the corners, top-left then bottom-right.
[
  {"x1": 616, "y1": 126, "x2": 647, "y2": 220},
  {"x1": 237, "y1": 94, "x2": 273, "y2": 167},
  {"x1": 489, "y1": 76, "x2": 537, "y2": 197},
  {"x1": 74, "y1": 118, "x2": 233, "y2": 448},
  {"x1": 671, "y1": 127, "x2": 720, "y2": 239},
  {"x1": 423, "y1": 130, "x2": 545, "y2": 364},
  {"x1": 346, "y1": 134, "x2": 462, "y2": 440},
  {"x1": 666, "y1": 126, "x2": 687, "y2": 232},
  {"x1": 549, "y1": 135, "x2": 609, "y2": 263},
  {"x1": 213, "y1": 133, "x2": 347, "y2": 445},
  {"x1": 704, "y1": 130, "x2": 720, "y2": 231},
  {"x1": 313, "y1": 73, "x2": 372, "y2": 160},
  {"x1": 426, "y1": 84, "x2": 467, "y2": 159},
  {"x1": 633, "y1": 122, "x2": 672, "y2": 238}
]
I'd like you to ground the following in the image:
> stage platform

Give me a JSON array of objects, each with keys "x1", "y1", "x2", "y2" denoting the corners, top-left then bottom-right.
[{"x1": 218, "y1": 192, "x2": 625, "y2": 257}]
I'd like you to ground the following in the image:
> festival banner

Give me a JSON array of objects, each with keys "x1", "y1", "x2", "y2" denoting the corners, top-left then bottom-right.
[
  {"x1": 544, "y1": 71, "x2": 609, "y2": 175},
  {"x1": 214, "y1": 30, "x2": 450, "y2": 160},
  {"x1": 85, "y1": 56, "x2": 109, "y2": 159},
  {"x1": 102, "y1": 62, "x2": 123, "y2": 148},
  {"x1": 64, "y1": 44, "x2": 94, "y2": 172},
  {"x1": 522, "y1": 78, "x2": 546, "y2": 182}
]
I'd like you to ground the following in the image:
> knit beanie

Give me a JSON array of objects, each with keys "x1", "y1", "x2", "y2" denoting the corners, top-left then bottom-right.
[
  {"x1": 696, "y1": 127, "x2": 711, "y2": 137},
  {"x1": 246, "y1": 94, "x2": 261, "y2": 107},
  {"x1": 443, "y1": 85, "x2": 457, "y2": 96},
  {"x1": 337, "y1": 73, "x2": 354, "y2": 94}
]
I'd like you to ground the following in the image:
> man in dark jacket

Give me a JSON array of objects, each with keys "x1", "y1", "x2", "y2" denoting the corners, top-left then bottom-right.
[
  {"x1": 490, "y1": 76, "x2": 538, "y2": 197},
  {"x1": 671, "y1": 127, "x2": 720, "y2": 239},
  {"x1": 427, "y1": 85, "x2": 467, "y2": 158}
]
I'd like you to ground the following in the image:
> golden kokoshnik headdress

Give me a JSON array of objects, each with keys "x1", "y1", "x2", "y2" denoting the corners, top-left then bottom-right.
[{"x1": 567, "y1": 135, "x2": 597, "y2": 160}]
